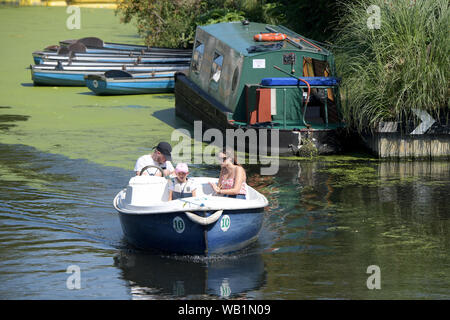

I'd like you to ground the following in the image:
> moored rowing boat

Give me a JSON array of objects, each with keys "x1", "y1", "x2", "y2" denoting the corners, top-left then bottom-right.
[
  {"x1": 59, "y1": 37, "x2": 191, "y2": 54},
  {"x1": 33, "y1": 54, "x2": 191, "y2": 65},
  {"x1": 85, "y1": 72, "x2": 176, "y2": 95},
  {"x1": 31, "y1": 65, "x2": 189, "y2": 86}
]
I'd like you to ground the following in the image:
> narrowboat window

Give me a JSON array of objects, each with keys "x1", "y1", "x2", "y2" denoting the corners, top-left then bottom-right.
[
  {"x1": 231, "y1": 66, "x2": 239, "y2": 91},
  {"x1": 211, "y1": 52, "x2": 223, "y2": 83},
  {"x1": 192, "y1": 41, "x2": 204, "y2": 72}
]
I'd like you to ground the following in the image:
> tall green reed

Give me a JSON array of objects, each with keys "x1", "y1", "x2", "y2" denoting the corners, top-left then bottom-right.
[{"x1": 334, "y1": 0, "x2": 449, "y2": 132}]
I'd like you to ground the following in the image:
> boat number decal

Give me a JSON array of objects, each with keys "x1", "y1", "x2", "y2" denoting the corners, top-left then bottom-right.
[
  {"x1": 253, "y1": 59, "x2": 266, "y2": 69},
  {"x1": 220, "y1": 279, "x2": 231, "y2": 297},
  {"x1": 220, "y1": 215, "x2": 231, "y2": 232},
  {"x1": 93, "y1": 80, "x2": 98, "y2": 88},
  {"x1": 173, "y1": 216, "x2": 185, "y2": 233}
]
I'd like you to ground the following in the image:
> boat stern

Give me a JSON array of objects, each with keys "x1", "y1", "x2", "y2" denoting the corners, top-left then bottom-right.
[{"x1": 85, "y1": 74, "x2": 108, "y2": 94}]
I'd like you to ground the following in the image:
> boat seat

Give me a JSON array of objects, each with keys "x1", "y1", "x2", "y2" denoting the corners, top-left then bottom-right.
[
  {"x1": 125, "y1": 176, "x2": 253, "y2": 205},
  {"x1": 192, "y1": 177, "x2": 250, "y2": 200},
  {"x1": 125, "y1": 176, "x2": 169, "y2": 206},
  {"x1": 190, "y1": 177, "x2": 215, "y2": 197}
]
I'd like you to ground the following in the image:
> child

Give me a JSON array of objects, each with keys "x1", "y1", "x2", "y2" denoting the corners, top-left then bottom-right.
[{"x1": 168, "y1": 163, "x2": 197, "y2": 201}]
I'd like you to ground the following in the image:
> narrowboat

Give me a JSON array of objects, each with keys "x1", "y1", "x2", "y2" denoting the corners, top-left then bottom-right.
[
  {"x1": 85, "y1": 70, "x2": 177, "y2": 95},
  {"x1": 113, "y1": 175, "x2": 268, "y2": 255},
  {"x1": 174, "y1": 21, "x2": 345, "y2": 156}
]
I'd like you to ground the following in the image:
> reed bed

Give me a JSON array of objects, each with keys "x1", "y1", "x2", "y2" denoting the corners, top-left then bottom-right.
[{"x1": 334, "y1": 0, "x2": 449, "y2": 132}]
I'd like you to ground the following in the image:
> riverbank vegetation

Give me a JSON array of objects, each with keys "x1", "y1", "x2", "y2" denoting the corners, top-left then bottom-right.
[
  {"x1": 334, "y1": 0, "x2": 449, "y2": 132},
  {"x1": 115, "y1": 0, "x2": 344, "y2": 48},
  {"x1": 117, "y1": 0, "x2": 449, "y2": 132}
]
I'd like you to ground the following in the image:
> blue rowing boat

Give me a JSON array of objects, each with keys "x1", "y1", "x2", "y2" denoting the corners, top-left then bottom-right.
[
  {"x1": 37, "y1": 60, "x2": 173, "y2": 67},
  {"x1": 33, "y1": 54, "x2": 191, "y2": 65},
  {"x1": 31, "y1": 65, "x2": 188, "y2": 86},
  {"x1": 33, "y1": 51, "x2": 191, "y2": 65},
  {"x1": 113, "y1": 176, "x2": 268, "y2": 255},
  {"x1": 85, "y1": 71, "x2": 177, "y2": 95},
  {"x1": 59, "y1": 37, "x2": 191, "y2": 54}
]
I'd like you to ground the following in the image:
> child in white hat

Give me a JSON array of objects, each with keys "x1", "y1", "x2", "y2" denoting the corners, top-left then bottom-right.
[{"x1": 168, "y1": 163, "x2": 197, "y2": 201}]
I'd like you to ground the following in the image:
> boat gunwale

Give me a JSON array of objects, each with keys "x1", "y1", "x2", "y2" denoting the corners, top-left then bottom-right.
[
  {"x1": 86, "y1": 76, "x2": 175, "y2": 83},
  {"x1": 40, "y1": 56, "x2": 191, "y2": 62},
  {"x1": 32, "y1": 65, "x2": 189, "y2": 72},
  {"x1": 113, "y1": 190, "x2": 268, "y2": 216}
]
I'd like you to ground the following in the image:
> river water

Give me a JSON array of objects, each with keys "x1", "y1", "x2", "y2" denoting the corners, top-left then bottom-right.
[
  {"x1": 0, "y1": 142, "x2": 449, "y2": 299},
  {"x1": 0, "y1": 6, "x2": 449, "y2": 300}
]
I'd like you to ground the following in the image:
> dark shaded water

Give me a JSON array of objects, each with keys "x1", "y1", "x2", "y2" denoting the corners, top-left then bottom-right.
[{"x1": 0, "y1": 143, "x2": 449, "y2": 299}]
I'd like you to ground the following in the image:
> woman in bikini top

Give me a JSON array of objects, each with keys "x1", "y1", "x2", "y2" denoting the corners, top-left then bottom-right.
[{"x1": 209, "y1": 148, "x2": 247, "y2": 199}]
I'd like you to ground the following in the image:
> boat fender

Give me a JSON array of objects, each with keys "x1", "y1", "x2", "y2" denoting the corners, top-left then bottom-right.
[
  {"x1": 184, "y1": 210, "x2": 223, "y2": 226},
  {"x1": 253, "y1": 33, "x2": 287, "y2": 42}
]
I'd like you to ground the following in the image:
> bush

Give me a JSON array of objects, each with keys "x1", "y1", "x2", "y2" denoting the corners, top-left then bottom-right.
[
  {"x1": 262, "y1": 0, "x2": 345, "y2": 42},
  {"x1": 334, "y1": 0, "x2": 449, "y2": 132},
  {"x1": 116, "y1": 0, "x2": 204, "y2": 48},
  {"x1": 116, "y1": 0, "x2": 264, "y2": 48},
  {"x1": 116, "y1": 0, "x2": 347, "y2": 48}
]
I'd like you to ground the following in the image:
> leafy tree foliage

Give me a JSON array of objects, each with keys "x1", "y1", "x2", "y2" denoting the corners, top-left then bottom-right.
[{"x1": 116, "y1": 0, "x2": 343, "y2": 48}]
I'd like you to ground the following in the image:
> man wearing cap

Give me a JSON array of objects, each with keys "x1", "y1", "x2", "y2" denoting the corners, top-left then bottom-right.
[{"x1": 134, "y1": 142, "x2": 175, "y2": 177}]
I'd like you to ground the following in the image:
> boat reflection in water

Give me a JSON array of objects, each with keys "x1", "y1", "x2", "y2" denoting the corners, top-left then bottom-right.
[{"x1": 114, "y1": 250, "x2": 266, "y2": 299}]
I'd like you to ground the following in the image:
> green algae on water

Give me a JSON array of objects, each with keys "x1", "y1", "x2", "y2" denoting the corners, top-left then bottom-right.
[
  {"x1": 318, "y1": 163, "x2": 421, "y2": 188},
  {"x1": 280, "y1": 152, "x2": 379, "y2": 162},
  {"x1": 0, "y1": 7, "x2": 178, "y2": 171}
]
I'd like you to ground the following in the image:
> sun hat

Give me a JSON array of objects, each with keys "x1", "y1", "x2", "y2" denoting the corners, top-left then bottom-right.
[{"x1": 175, "y1": 163, "x2": 189, "y2": 173}]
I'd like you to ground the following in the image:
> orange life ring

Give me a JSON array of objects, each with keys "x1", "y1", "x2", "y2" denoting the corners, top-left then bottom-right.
[{"x1": 253, "y1": 33, "x2": 287, "y2": 42}]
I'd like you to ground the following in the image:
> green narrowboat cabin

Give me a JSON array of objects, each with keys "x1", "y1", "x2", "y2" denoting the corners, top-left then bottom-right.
[{"x1": 175, "y1": 21, "x2": 345, "y2": 155}]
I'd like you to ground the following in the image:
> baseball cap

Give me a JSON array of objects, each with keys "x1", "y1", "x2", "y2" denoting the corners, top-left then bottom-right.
[
  {"x1": 175, "y1": 163, "x2": 189, "y2": 173},
  {"x1": 154, "y1": 141, "x2": 172, "y2": 161}
]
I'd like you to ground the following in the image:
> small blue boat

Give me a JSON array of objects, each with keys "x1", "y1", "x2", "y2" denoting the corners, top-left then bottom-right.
[
  {"x1": 33, "y1": 51, "x2": 191, "y2": 65},
  {"x1": 37, "y1": 60, "x2": 170, "y2": 67},
  {"x1": 31, "y1": 64, "x2": 189, "y2": 86},
  {"x1": 59, "y1": 37, "x2": 191, "y2": 54},
  {"x1": 34, "y1": 54, "x2": 191, "y2": 65},
  {"x1": 85, "y1": 71, "x2": 177, "y2": 95},
  {"x1": 113, "y1": 176, "x2": 268, "y2": 255}
]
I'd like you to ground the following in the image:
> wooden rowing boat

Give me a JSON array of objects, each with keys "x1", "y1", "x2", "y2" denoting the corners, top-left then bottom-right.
[
  {"x1": 59, "y1": 37, "x2": 191, "y2": 53},
  {"x1": 85, "y1": 70, "x2": 177, "y2": 95},
  {"x1": 31, "y1": 65, "x2": 189, "y2": 86}
]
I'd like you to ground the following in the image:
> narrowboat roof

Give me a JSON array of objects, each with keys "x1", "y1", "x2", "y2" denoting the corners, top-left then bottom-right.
[{"x1": 198, "y1": 21, "x2": 330, "y2": 57}]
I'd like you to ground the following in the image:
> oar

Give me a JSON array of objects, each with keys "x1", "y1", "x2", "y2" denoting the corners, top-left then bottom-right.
[{"x1": 273, "y1": 65, "x2": 311, "y2": 126}]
